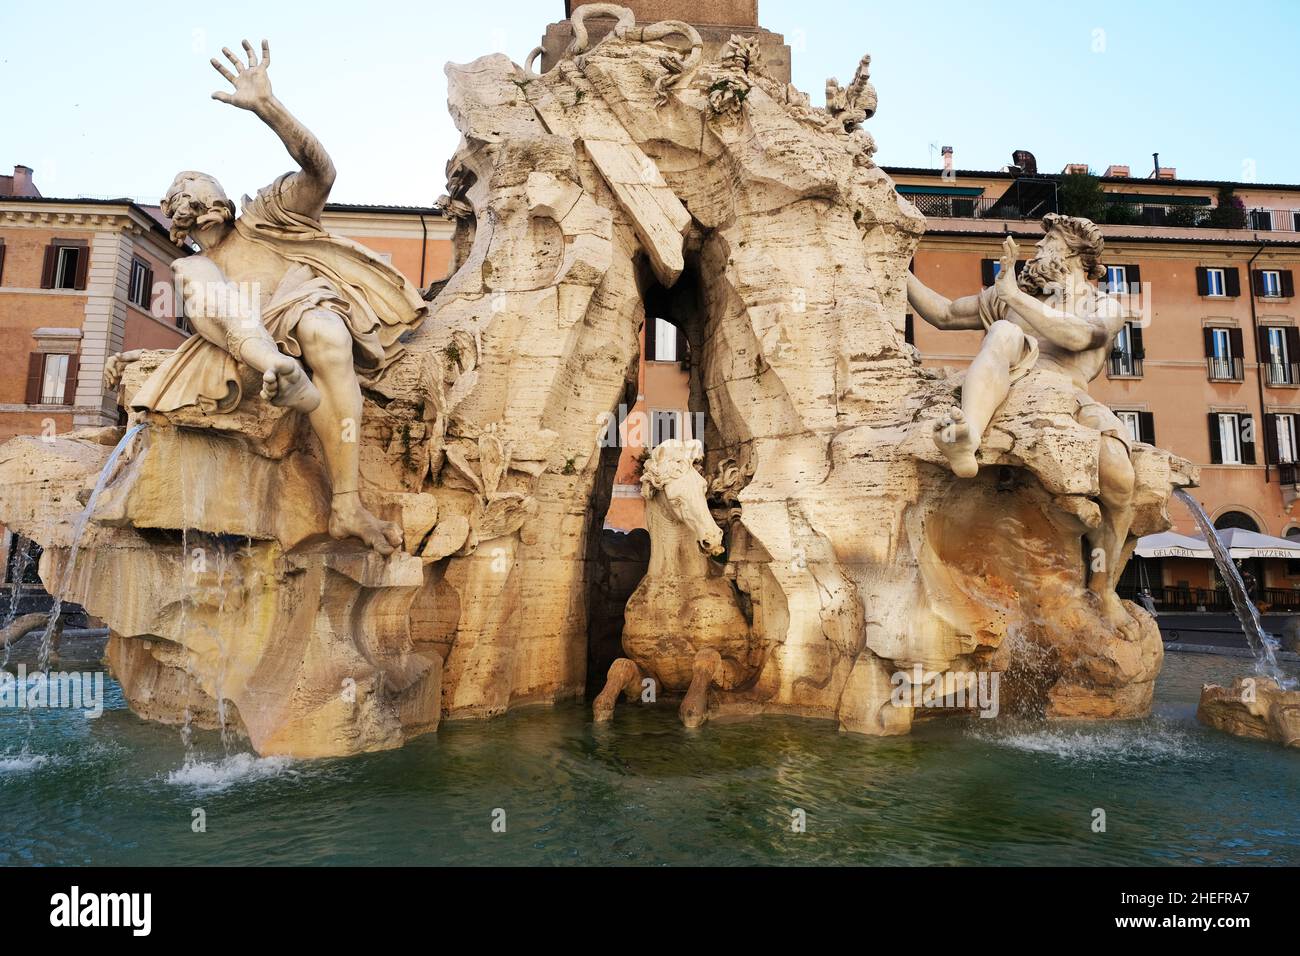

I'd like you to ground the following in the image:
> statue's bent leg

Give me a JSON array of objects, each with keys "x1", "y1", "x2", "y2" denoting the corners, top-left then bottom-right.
[
  {"x1": 1087, "y1": 434, "x2": 1137, "y2": 631},
  {"x1": 296, "y1": 308, "x2": 402, "y2": 555},
  {"x1": 935, "y1": 319, "x2": 1021, "y2": 478},
  {"x1": 679, "y1": 648, "x2": 722, "y2": 729},
  {"x1": 593, "y1": 658, "x2": 643, "y2": 722},
  {"x1": 175, "y1": 256, "x2": 319, "y2": 413}
]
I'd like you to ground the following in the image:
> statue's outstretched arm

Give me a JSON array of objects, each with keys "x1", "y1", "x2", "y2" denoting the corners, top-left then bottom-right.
[
  {"x1": 210, "y1": 39, "x2": 336, "y2": 219},
  {"x1": 906, "y1": 272, "x2": 983, "y2": 331}
]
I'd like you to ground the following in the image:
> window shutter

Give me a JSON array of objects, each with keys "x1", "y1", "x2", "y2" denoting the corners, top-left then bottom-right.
[
  {"x1": 980, "y1": 259, "x2": 996, "y2": 287},
  {"x1": 1225, "y1": 267, "x2": 1241, "y2": 297},
  {"x1": 1229, "y1": 328, "x2": 1244, "y2": 366},
  {"x1": 1287, "y1": 327, "x2": 1300, "y2": 363},
  {"x1": 1202, "y1": 327, "x2": 1214, "y2": 358},
  {"x1": 1127, "y1": 264, "x2": 1142, "y2": 290},
  {"x1": 1282, "y1": 270, "x2": 1295, "y2": 298},
  {"x1": 675, "y1": 326, "x2": 689, "y2": 370},
  {"x1": 1129, "y1": 323, "x2": 1145, "y2": 359},
  {"x1": 1240, "y1": 414, "x2": 1256, "y2": 464},
  {"x1": 0, "y1": 240, "x2": 6, "y2": 285},
  {"x1": 1259, "y1": 326, "x2": 1273, "y2": 360},
  {"x1": 24, "y1": 354, "x2": 44, "y2": 404},
  {"x1": 144, "y1": 266, "x2": 155, "y2": 312},
  {"x1": 73, "y1": 246, "x2": 89, "y2": 290},
  {"x1": 40, "y1": 245, "x2": 56, "y2": 289},
  {"x1": 1264, "y1": 413, "x2": 1281, "y2": 465},
  {"x1": 1195, "y1": 266, "x2": 1209, "y2": 296},
  {"x1": 1139, "y1": 411, "x2": 1155, "y2": 445},
  {"x1": 643, "y1": 315, "x2": 656, "y2": 362},
  {"x1": 62, "y1": 354, "x2": 79, "y2": 405},
  {"x1": 1253, "y1": 270, "x2": 1267, "y2": 296},
  {"x1": 1208, "y1": 413, "x2": 1223, "y2": 464}
]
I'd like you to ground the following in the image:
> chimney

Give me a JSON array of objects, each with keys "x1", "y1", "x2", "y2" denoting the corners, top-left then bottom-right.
[
  {"x1": 1104, "y1": 164, "x2": 1130, "y2": 178},
  {"x1": 12, "y1": 165, "x2": 39, "y2": 197},
  {"x1": 1063, "y1": 163, "x2": 1090, "y2": 175},
  {"x1": 941, "y1": 145, "x2": 954, "y2": 174},
  {"x1": 1156, "y1": 167, "x2": 1177, "y2": 180}
]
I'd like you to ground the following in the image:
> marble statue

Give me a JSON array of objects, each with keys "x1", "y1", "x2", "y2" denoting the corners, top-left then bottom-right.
[
  {"x1": 593, "y1": 439, "x2": 757, "y2": 728},
  {"x1": 907, "y1": 218, "x2": 1142, "y2": 637},
  {"x1": 121, "y1": 40, "x2": 427, "y2": 554},
  {"x1": 0, "y1": 7, "x2": 1197, "y2": 757}
]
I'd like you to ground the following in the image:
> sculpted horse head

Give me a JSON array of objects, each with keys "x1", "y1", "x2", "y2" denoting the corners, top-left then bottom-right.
[{"x1": 641, "y1": 439, "x2": 724, "y2": 557}]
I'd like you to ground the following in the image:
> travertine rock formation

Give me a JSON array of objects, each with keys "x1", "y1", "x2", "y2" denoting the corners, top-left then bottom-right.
[
  {"x1": 1198, "y1": 677, "x2": 1300, "y2": 748},
  {"x1": 0, "y1": 6, "x2": 1195, "y2": 756}
]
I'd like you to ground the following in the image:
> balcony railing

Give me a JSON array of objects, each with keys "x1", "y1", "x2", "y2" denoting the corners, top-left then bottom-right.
[
  {"x1": 1280, "y1": 463, "x2": 1299, "y2": 485},
  {"x1": 1207, "y1": 356, "x2": 1244, "y2": 381},
  {"x1": 1107, "y1": 352, "x2": 1143, "y2": 377},
  {"x1": 1265, "y1": 361, "x2": 1300, "y2": 386},
  {"x1": 1120, "y1": 585, "x2": 1300, "y2": 613},
  {"x1": 907, "y1": 192, "x2": 1300, "y2": 233}
]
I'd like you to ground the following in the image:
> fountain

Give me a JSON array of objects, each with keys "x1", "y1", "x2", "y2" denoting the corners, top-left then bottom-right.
[
  {"x1": 1179, "y1": 489, "x2": 1300, "y2": 748},
  {"x1": 0, "y1": 8, "x2": 1199, "y2": 757}
]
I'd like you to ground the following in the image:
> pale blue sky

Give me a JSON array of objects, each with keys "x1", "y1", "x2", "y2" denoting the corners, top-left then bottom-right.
[{"x1": 2, "y1": 0, "x2": 1297, "y2": 206}]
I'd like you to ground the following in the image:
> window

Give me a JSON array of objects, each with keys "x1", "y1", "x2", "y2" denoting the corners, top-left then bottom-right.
[
  {"x1": 1261, "y1": 270, "x2": 1283, "y2": 297},
  {"x1": 1205, "y1": 267, "x2": 1225, "y2": 297},
  {"x1": 25, "y1": 352, "x2": 78, "y2": 406},
  {"x1": 1116, "y1": 411, "x2": 1141, "y2": 444},
  {"x1": 53, "y1": 246, "x2": 81, "y2": 289},
  {"x1": 1264, "y1": 326, "x2": 1298, "y2": 385},
  {"x1": 652, "y1": 318, "x2": 678, "y2": 362},
  {"x1": 1286, "y1": 528, "x2": 1300, "y2": 576},
  {"x1": 1277, "y1": 414, "x2": 1298, "y2": 464},
  {"x1": 1109, "y1": 321, "x2": 1143, "y2": 376},
  {"x1": 1209, "y1": 412, "x2": 1255, "y2": 465},
  {"x1": 1113, "y1": 409, "x2": 1154, "y2": 444},
  {"x1": 1218, "y1": 414, "x2": 1243, "y2": 464},
  {"x1": 1106, "y1": 265, "x2": 1128, "y2": 294},
  {"x1": 128, "y1": 258, "x2": 153, "y2": 310},
  {"x1": 1198, "y1": 265, "x2": 1240, "y2": 297},
  {"x1": 1249, "y1": 209, "x2": 1274, "y2": 231},
  {"x1": 40, "y1": 240, "x2": 88, "y2": 291},
  {"x1": 650, "y1": 410, "x2": 681, "y2": 446},
  {"x1": 1205, "y1": 327, "x2": 1243, "y2": 380}
]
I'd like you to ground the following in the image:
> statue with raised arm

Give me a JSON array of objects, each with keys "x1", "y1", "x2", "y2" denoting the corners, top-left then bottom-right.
[
  {"x1": 127, "y1": 39, "x2": 426, "y2": 554},
  {"x1": 907, "y1": 214, "x2": 1140, "y2": 633}
]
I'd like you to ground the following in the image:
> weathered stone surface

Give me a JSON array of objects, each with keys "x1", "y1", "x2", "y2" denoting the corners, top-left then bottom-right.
[
  {"x1": 1198, "y1": 677, "x2": 1300, "y2": 748},
  {"x1": 0, "y1": 6, "x2": 1198, "y2": 755}
]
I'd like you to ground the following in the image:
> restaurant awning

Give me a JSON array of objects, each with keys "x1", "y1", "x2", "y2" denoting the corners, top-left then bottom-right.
[
  {"x1": 1214, "y1": 528, "x2": 1300, "y2": 560},
  {"x1": 1134, "y1": 529, "x2": 1300, "y2": 560},
  {"x1": 1133, "y1": 532, "x2": 1214, "y2": 559}
]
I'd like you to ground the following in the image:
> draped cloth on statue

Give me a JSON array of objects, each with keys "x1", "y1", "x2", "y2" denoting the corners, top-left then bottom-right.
[{"x1": 132, "y1": 173, "x2": 428, "y2": 414}]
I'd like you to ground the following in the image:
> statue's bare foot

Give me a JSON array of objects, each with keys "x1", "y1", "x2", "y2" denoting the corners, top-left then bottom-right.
[
  {"x1": 1096, "y1": 589, "x2": 1139, "y2": 641},
  {"x1": 261, "y1": 356, "x2": 322, "y2": 414},
  {"x1": 933, "y1": 407, "x2": 979, "y2": 478},
  {"x1": 330, "y1": 492, "x2": 403, "y2": 556}
]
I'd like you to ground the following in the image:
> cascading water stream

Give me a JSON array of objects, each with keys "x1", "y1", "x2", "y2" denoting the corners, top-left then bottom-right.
[
  {"x1": 2, "y1": 537, "x2": 34, "y2": 668},
  {"x1": 35, "y1": 422, "x2": 149, "y2": 672},
  {"x1": 1174, "y1": 488, "x2": 1294, "y2": 688}
]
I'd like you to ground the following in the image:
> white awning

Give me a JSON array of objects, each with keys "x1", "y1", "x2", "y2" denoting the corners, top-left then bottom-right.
[
  {"x1": 1135, "y1": 529, "x2": 1300, "y2": 560},
  {"x1": 1134, "y1": 532, "x2": 1214, "y2": 559},
  {"x1": 1215, "y1": 528, "x2": 1300, "y2": 559}
]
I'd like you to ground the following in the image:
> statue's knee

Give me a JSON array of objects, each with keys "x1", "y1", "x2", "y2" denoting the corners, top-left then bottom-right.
[
  {"x1": 985, "y1": 320, "x2": 1024, "y2": 358},
  {"x1": 301, "y1": 310, "x2": 353, "y2": 361}
]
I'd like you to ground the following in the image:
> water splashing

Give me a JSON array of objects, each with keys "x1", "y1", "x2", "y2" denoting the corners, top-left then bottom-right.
[
  {"x1": 2, "y1": 536, "x2": 34, "y2": 668},
  {"x1": 1174, "y1": 488, "x2": 1293, "y2": 687},
  {"x1": 36, "y1": 422, "x2": 149, "y2": 672}
]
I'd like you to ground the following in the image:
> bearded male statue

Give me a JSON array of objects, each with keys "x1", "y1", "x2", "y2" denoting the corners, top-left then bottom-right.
[
  {"x1": 906, "y1": 214, "x2": 1142, "y2": 634},
  {"x1": 111, "y1": 40, "x2": 427, "y2": 554}
]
